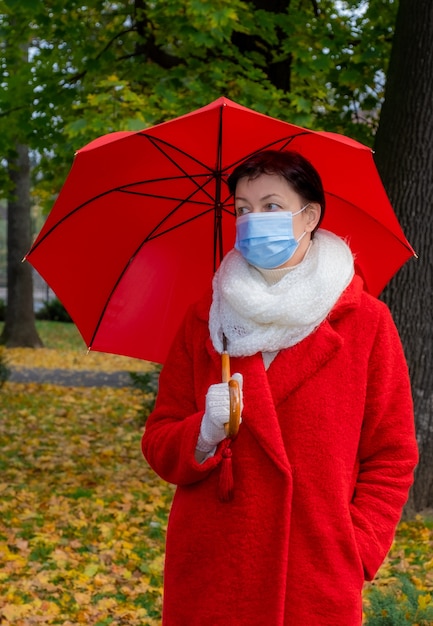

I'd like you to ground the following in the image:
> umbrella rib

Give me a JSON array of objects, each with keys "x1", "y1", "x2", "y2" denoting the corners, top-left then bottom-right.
[
  {"x1": 143, "y1": 134, "x2": 217, "y2": 204},
  {"x1": 118, "y1": 188, "x2": 214, "y2": 206},
  {"x1": 220, "y1": 133, "x2": 310, "y2": 174},
  {"x1": 136, "y1": 173, "x2": 225, "y2": 242},
  {"x1": 214, "y1": 104, "x2": 224, "y2": 269},
  {"x1": 144, "y1": 206, "x2": 225, "y2": 241},
  {"x1": 27, "y1": 174, "x2": 217, "y2": 256},
  {"x1": 88, "y1": 206, "x2": 221, "y2": 349},
  {"x1": 120, "y1": 173, "x2": 213, "y2": 191},
  {"x1": 140, "y1": 133, "x2": 214, "y2": 175}
]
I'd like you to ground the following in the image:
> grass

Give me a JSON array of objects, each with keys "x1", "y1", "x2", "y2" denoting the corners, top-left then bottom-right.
[
  {"x1": 1, "y1": 321, "x2": 433, "y2": 625},
  {"x1": 33, "y1": 320, "x2": 85, "y2": 350}
]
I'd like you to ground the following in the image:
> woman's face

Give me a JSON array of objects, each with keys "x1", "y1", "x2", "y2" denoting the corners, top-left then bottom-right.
[{"x1": 234, "y1": 173, "x2": 320, "y2": 268}]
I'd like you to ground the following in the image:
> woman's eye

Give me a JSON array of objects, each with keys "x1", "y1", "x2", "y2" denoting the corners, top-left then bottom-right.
[
  {"x1": 236, "y1": 206, "x2": 250, "y2": 216},
  {"x1": 265, "y1": 203, "x2": 281, "y2": 211}
]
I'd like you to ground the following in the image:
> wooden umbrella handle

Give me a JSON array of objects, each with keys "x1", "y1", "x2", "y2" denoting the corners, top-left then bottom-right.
[
  {"x1": 222, "y1": 352, "x2": 241, "y2": 438},
  {"x1": 226, "y1": 378, "x2": 241, "y2": 438},
  {"x1": 221, "y1": 352, "x2": 231, "y2": 383}
]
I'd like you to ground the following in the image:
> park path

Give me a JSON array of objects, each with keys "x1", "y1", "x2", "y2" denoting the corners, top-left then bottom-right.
[{"x1": 9, "y1": 366, "x2": 133, "y2": 388}]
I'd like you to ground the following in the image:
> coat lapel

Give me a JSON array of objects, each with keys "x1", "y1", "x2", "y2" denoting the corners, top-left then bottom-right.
[
  {"x1": 234, "y1": 352, "x2": 292, "y2": 475},
  {"x1": 205, "y1": 320, "x2": 343, "y2": 474},
  {"x1": 266, "y1": 319, "x2": 343, "y2": 407}
]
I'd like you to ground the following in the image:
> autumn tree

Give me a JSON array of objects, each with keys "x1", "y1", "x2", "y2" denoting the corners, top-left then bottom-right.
[
  {"x1": 373, "y1": 0, "x2": 433, "y2": 513},
  {"x1": 0, "y1": 12, "x2": 42, "y2": 347},
  {"x1": 2, "y1": 143, "x2": 43, "y2": 347},
  {"x1": 34, "y1": 0, "x2": 399, "y2": 190},
  {"x1": 0, "y1": 0, "x2": 123, "y2": 345}
]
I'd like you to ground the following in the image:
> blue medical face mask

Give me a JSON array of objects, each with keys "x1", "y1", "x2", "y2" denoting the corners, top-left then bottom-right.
[{"x1": 235, "y1": 205, "x2": 309, "y2": 269}]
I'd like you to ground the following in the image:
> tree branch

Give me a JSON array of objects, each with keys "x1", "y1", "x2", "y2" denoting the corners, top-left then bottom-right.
[
  {"x1": 310, "y1": 0, "x2": 319, "y2": 17},
  {"x1": 64, "y1": 27, "x2": 135, "y2": 85}
]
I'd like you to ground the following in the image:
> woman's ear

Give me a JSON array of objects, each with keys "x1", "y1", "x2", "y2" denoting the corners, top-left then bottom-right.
[{"x1": 305, "y1": 203, "x2": 321, "y2": 233}]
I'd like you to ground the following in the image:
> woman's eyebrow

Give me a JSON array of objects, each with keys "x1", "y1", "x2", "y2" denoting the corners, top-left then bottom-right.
[
  {"x1": 235, "y1": 193, "x2": 284, "y2": 202},
  {"x1": 260, "y1": 193, "x2": 284, "y2": 201}
]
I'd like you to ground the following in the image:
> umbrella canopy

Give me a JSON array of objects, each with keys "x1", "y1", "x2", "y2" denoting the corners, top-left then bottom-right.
[{"x1": 26, "y1": 97, "x2": 415, "y2": 363}]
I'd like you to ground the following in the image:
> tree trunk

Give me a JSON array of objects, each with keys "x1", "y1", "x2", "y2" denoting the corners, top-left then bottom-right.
[
  {"x1": 0, "y1": 144, "x2": 43, "y2": 348},
  {"x1": 373, "y1": 0, "x2": 433, "y2": 513}
]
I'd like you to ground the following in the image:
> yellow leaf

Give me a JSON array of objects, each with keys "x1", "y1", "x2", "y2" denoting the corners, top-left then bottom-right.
[
  {"x1": 1, "y1": 603, "x2": 34, "y2": 619},
  {"x1": 83, "y1": 563, "x2": 99, "y2": 578},
  {"x1": 411, "y1": 576, "x2": 424, "y2": 589},
  {"x1": 418, "y1": 593, "x2": 432, "y2": 610},
  {"x1": 95, "y1": 597, "x2": 117, "y2": 611},
  {"x1": 74, "y1": 591, "x2": 92, "y2": 605}
]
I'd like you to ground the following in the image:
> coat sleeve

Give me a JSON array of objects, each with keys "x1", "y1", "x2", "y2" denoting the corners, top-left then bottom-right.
[
  {"x1": 350, "y1": 302, "x2": 418, "y2": 581},
  {"x1": 141, "y1": 305, "x2": 224, "y2": 486}
]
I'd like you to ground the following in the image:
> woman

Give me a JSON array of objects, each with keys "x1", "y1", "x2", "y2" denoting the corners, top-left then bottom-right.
[{"x1": 142, "y1": 150, "x2": 418, "y2": 625}]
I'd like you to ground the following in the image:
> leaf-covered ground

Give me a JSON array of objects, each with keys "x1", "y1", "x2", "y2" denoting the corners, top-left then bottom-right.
[
  {"x1": 0, "y1": 380, "x2": 173, "y2": 625},
  {"x1": 6, "y1": 347, "x2": 153, "y2": 374},
  {"x1": 1, "y1": 334, "x2": 432, "y2": 624}
]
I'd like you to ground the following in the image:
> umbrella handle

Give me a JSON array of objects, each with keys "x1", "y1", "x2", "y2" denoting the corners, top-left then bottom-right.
[{"x1": 222, "y1": 352, "x2": 241, "y2": 438}]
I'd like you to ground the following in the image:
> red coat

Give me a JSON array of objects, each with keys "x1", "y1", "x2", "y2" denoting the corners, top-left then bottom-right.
[{"x1": 142, "y1": 276, "x2": 418, "y2": 625}]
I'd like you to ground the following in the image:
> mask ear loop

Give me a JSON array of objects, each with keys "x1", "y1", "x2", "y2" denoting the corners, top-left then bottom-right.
[
  {"x1": 292, "y1": 202, "x2": 310, "y2": 217},
  {"x1": 296, "y1": 230, "x2": 308, "y2": 244},
  {"x1": 293, "y1": 203, "x2": 310, "y2": 243}
]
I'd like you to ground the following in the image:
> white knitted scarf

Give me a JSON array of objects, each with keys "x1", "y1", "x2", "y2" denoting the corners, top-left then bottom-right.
[{"x1": 209, "y1": 229, "x2": 355, "y2": 357}]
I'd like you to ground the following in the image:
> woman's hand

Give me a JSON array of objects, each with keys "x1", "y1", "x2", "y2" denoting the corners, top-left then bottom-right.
[{"x1": 196, "y1": 374, "x2": 243, "y2": 455}]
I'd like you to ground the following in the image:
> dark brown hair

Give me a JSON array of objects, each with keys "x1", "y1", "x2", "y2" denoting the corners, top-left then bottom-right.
[{"x1": 227, "y1": 150, "x2": 326, "y2": 231}]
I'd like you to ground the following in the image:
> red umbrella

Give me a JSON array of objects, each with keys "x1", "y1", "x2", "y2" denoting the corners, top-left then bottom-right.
[{"x1": 26, "y1": 96, "x2": 415, "y2": 365}]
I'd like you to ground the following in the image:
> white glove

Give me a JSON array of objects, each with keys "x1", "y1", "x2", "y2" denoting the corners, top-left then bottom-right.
[{"x1": 196, "y1": 373, "x2": 243, "y2": 453}]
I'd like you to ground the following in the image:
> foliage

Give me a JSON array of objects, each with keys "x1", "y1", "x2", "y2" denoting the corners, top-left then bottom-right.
[
  {"x1": 364, "y1": 575, "x2": 433, "y2": 625},
  {"x1": 0, "y1": 0, "x2": 399, "y2": 209},
  {"x1": 35, "y1": 298, "x2": 72, "y2": 323},
  {"x1": 363, "y1": 516, "x2": 433, "y2": 624}
]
